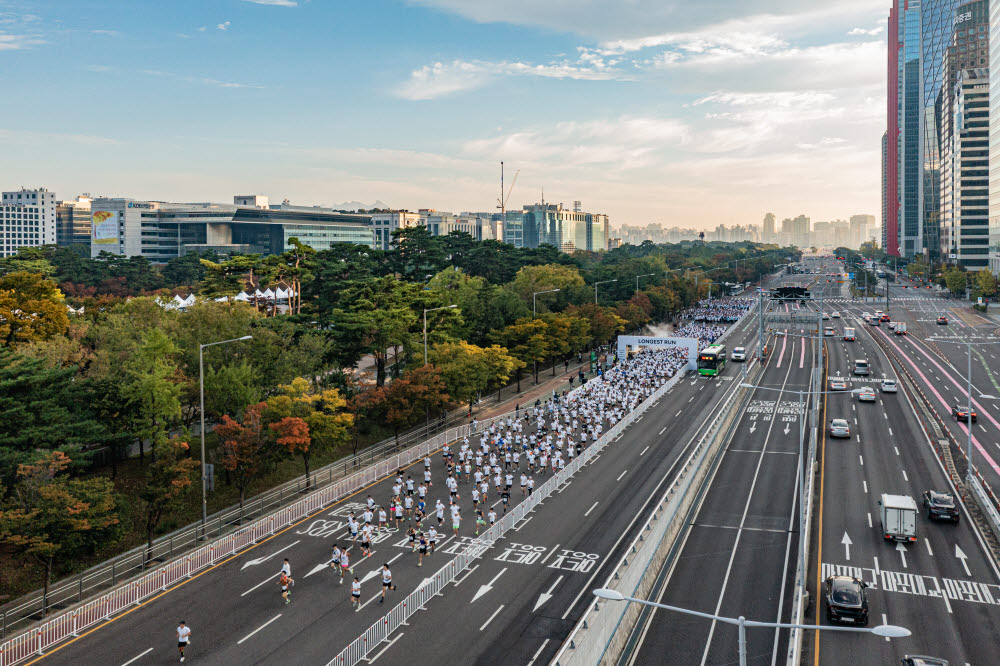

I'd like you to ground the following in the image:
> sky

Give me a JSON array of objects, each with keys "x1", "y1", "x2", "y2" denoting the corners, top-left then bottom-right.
[{"x1": 1, "y1": 0, "x2": 890, "y2": 230}]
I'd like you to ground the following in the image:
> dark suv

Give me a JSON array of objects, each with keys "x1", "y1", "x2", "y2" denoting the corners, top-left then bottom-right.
[
  {"x1": 825, "y1": 576, "x2": 869, "y2": 625},
  {"x1": 901, "y1": 657, "x2": 949, "y2": 666},
  {"x1": 952, "y1": 405, "x2": 977, "y2": 423},
  {"x1": 923, "y1": 490, "x2": 960, "y2": 523}
]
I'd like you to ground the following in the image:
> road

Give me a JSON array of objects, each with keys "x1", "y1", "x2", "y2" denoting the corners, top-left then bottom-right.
[
  {"x1": 809, "y1": 258, "x2": 1000, "y2": 664},
  {"x1": 623, "y1": 269, "x2": 822, "y2": 665},
  {"x1": 27, "y1": 283, "x2": 783, "y2": 666}
]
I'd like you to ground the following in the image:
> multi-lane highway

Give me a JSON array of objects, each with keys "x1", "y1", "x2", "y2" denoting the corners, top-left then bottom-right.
[{"x1": 27, "y1": 279, "x2": 780, "y2": 666}]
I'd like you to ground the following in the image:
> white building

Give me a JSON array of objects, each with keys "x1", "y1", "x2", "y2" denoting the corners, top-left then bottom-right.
[
  {"x1": 1, "y1": 187, "x2": 57, "y2": 258},
  {"x1": 371, "y1": 211, "x2": 421, "y2": 250}
]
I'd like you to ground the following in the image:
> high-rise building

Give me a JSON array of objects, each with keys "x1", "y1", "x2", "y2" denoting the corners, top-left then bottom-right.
[
  {"x1": 1, "y1": 187, "x2": 57, "y2": 258},
  {"x1": 519, "y1": 203, "x2": 608, "y2": 252},
  {"x1": 886, "y1": 1, "x2": 902, "y2": 256},
  {"x1": 850, "y1": 214, "x2": 876, "y2": 249},
  {"x1": 941, "y1": 68, "x2": 991, "y2": 269},
  {"x1": 989, "y1": 0, "x2": 1000, "y2": 274},
  {"x1": 881, "y1": 131, "x2": 889, "y2": 247},
  {"x1": 762, "y1": 213, "x2": 776, "y2": 244},
  {"x1": 56, "y1": 195, "x2": 93, "y2": 248}
]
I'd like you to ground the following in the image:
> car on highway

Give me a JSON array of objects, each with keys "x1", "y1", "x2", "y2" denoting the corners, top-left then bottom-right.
[
  {"x1": 856, "y1": 387, "x2": 876, "y2": 402},
  {"x1": 825, "y1": 575, "x2": 869, "y2": 625},
  {"x1": 831, "y1": 311, "x2": 841, "y2": 318},
  {"x1": 869, "y1": 317, "x2": 880, "y2": 326},
  {"x1": 829, "y1": 418, "x2": 851, "y2": 437},
  {"x1": 888, "y1": 321, "x2": 897, "y2": 331},
  {"x1": 937, "y1": 316, "x2": 948, "y2": 325},
  {"x1": 862, "y1": 311, "x2": 872, "y2": 320},
  {"x1": 822, "y1": 312, "x2": 830, "y2": 320},
  {"x1": 880, "y1": 314, "x2": 891, "y2": 322},
  {"x1": 824, "y1": 326, "x2": 835, "y2": 336},
  {"x1": 853, "y1": 359, "x2": 870, "y2": 376},
  {"x1": 952, "y1": 405, "x2": 977, "y2": 422},
  {"x1": 874, "y1": 310, "x2": 884, "y2": 318},
  {"x1": 829, "y1": 378, "x2": 849, "y2": 391},
  {"x1": 730, "y1": 347, "x2": 746, "y2": 361},
  {"x1": 882, "y1": 379, "x2": 898, "y2": 393},
  {"x1": 922, "y1": 490, "x2": 960, "y2": 523},
  {"x1": 901, "y1": 657, "x2": 949, "y2": 666},
  {"x1": 843, "y1": 327, "x2": 856, "y2": 341}
]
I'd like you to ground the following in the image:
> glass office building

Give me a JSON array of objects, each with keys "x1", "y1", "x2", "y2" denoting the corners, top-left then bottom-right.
[{"x1": 989, "y1": 0, "x2": 1000, "y2": 274}]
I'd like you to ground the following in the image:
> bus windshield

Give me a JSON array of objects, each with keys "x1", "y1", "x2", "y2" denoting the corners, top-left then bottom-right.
[{"x1": 698, "y1": 345, "x2": 726, "y2": 376}]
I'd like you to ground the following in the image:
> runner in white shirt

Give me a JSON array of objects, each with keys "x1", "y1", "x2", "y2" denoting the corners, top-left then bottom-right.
[
  {"x1": 379, "y1": 564, "x2": 396, "y2": 604},
  {"x1": 351, "y1": 576, "x2": 362, "y2": 610},
  {"x1": 177, "y1": 621, "x2": 191, "y2": 662}
]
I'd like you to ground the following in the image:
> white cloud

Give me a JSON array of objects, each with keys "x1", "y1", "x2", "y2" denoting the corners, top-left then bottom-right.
[
  {"x1": 396, "y1": 58, "x2": 625, "y2": 100},
  {"x1": 0, "y1": 32, "x2": 44, "y2": 51},
  {"x1": 197, "y1": 26, "x2": 207, "y2": 32},
  {"x1": 0, "y1": 129, "x2": 119, "y2": 146},
  {"x1": 217, "y1": 21, "x2": 231, "y2": 31},
  {"x1": 848, "y1": 26, "x2": 884, "y2": 36},
  {"x1": 139, "y1": 68, "x2": 264, "y2": 89},
  {"x1": 84, "y1": 64, "x2": 114, "y2": 72},
  {"x1": 90, "y1": 29, "x2": 120, "y2": 36},
  {"x1": 243, "y1": 0, "x2": 298, "y2": 5}
]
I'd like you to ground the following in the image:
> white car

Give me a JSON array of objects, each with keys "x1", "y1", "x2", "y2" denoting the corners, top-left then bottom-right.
[
  {"x1": 888, "y1": 321, "x2": 897, "y2": 331},
  {"x1": 824, "y1": 327, "x2": 835, "y2": 336},
  {"x1": 822, "y1": 313, "x2": 831, "y2": 320},
  {"x1": 731, "y1": 347, "x2": 747, "y2": 361},
  {"x1": 856, "y1": 387, "x2": 876, "y2": 402},
  {"x1": 830, "y1": 378, "x2": 849, "y2": 391},
  {"x1": 862, "y1": 312, "x2": 872, "y2": 320},
  {"x1": 831, "y1": 311, "x2": 841, "y2": 318},
  {"x1": 882, "y1": 379, "x2": 898, "y2": 393}
]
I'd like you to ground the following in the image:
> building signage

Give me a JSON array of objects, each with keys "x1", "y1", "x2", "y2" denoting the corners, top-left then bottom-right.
[
  {"x1": 954, "y1": 10, "x2": 973, "y2": 25},
  {"x1": 91, "y1": 211, "x2": 120, "y2": 245},
  {"x1": 127, "y1": 202, "x2": 153, "y2": 209}
]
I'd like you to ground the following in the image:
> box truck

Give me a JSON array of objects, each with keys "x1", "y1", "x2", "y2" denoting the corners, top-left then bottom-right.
[
  {"x1": 878, "y1": 494, "x2": 917, "y2": 542},
  {"x1": 843, "y1": 327, "x2": 856, "y2": 341},
  {"x1": 894, "y1": 322, "x2": 907, "y2": 335}
]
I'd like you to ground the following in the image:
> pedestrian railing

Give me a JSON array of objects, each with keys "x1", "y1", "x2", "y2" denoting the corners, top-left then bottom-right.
[
  {"x1": 327, "y1": 370, "x2": 686, "y2": 666},
  {"x1": 0, "y1": 407, "x2": 527, "y2": 666},
  {"x1": 551, "y1": 360, "x2": 754, "y2": 666}
]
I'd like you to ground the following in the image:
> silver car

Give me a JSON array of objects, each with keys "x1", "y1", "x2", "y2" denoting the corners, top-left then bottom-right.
[{"x1": 829, "y1": 418, "x2": 851, "y2": 438}]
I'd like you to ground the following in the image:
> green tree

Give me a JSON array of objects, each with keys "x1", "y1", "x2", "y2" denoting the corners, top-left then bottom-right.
[
  {"x1": 491, "y1": 319, "x2": 551, "y2": 385},
  {"x1": 945, "y1": 268, "x2": 968, "y2": 297},
  {"x1": 507, "y1": 264, "x2": 585, "y2": 305},
  {"x1": 203, "y1": 361, "x2": 262, "y2": 421},
  {"x1": 139, "y1": 437, "x2": 198, "y2": 556},
  {"x1": 0, "y1": 272, "x2": 70, "y2": 347},
  {"x1": 162, "y1": 252, "x2": 213, "y2": 287},
  {"x1": 973, "y1": 268, "x2": 997, "y2": 300},
  {"x1": 126, "y1": 329, "x2": 183, "y2": 463},
  {"x1": 429, "y1": 341, "x2": 520, "y2": 411},
  {"x1": 389, "y1": 226, "x2": 448, "y2": 280},
  {"x1": 0, "y1": 452, "x2": 120, "y2": 610}
]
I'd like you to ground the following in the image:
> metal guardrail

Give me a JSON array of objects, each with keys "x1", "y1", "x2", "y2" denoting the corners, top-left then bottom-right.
[
  {"x1": 0, "y1": 405, "x2": 537, "y2": 666},
  {"x1": 970, "y1": 476, "x2": 1000, "y2": 542},
  {"x1": 552, "y1": 359, "x2": 755, "y2": 665},
  {"x1": 328, "y1": 366, "x2": 686, "y2": 666}
]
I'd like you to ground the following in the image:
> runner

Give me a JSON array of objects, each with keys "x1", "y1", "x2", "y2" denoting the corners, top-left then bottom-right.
[
  {"x1": 350, "y1": 576, "x2": 362, "y2": 611},
  {"x1": 177, "y1": 620, "x2": 191, "y2": 663},
  {"x1": 475, "y1": 508, "x2": 486, "y2": 535},
  {"x1": 379, "y1": 564, "x2": 396, "y2": 604},
  {"x1": 278, "y1": 571, "x2": 292, "y2": 604},
  {"x1": 418, "y1": 532, "x2": 428, "y2": 567},
  {"x1": 428, "y1": 526, "x2": 438, "y2": 554}
]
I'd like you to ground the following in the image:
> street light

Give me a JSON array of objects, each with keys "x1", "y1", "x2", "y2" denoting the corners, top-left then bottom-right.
[
  {"x1": 592, "y1": 589, "x2": 909, "y2": 666},
  {"x1": 532, "y1": 288, "x2": 560, "y2": 317},
  {"x1": 635, "y1": 273, "x2": 655, "y2": 296},
  {"x1": 199, "y1": 334, "x2": 253, "y2": 534},
  {"x1": 927, "y1": 337, "x2": 1000, "y2": 486},
  {"x1": 594, "y1": 279, "x2": 617, "y2": 305},
  {"x1": 423, "y1": 304, "x2": 458, "y2": 365}
]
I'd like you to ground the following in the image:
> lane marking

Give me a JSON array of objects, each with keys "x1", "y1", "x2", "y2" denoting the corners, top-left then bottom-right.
[
  {"x1": 902, "y1": 470, "x2": 908, "y2": 482},
  {"x1": 584, "y1": 501, "x2": 599, "y2": 517},
  {"x1": 640, "y1": 445, "x2": 650, "y2": 456},
  {"x1": 925, "y1": 539, "x2": 933, "y2": 556},
  {"x1": 659, "y1": 427, "x2": 667, "y2": 435},
  {"x1": 859, "y1": 455, "x2": 864, "y2": 466},
  {"x1": 237, "y1": 614, "x2": 282, "y2": 645},
  {"x1": 616, "y1": 470, "x2": 628, "y2": 482},
  {"x1": 479, "y1": 605, "x2": 505, "y2": 631},
  {"x1": 881, "y1": 613, "x2": 890, "y2": 642},
  {"x1": 867, "y1": 513, "x2": 872, "y2": 528},
  {"x1": 894, "y1": 446, "x2": 900, "y2": 456},
  {"x1": 367, "y1": 632, "x2": 404, "y2": 664},
  {"x1": 453, "y1": 564, "x2": 480, "y2": 586},
  {"x1": 527, "y1": 639, "x2": 551, "y2": 666},
  {"x1": 120, "y1": 648, "x2": 153, "y2": 666}
]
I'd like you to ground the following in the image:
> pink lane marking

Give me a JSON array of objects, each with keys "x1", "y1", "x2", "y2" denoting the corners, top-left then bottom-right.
[
  {"x1": 785, "y1": 302, "x2": 790, "y2": 313},
  {"x1": 776, "y1": 332, "x2": 788, "y2": 368},
  {"x1": 878, "y1": 330, "x2": 1000, "y2": 476},
  {"x1": 799, "y1": 337, "x2": 806, "y2": 369}
]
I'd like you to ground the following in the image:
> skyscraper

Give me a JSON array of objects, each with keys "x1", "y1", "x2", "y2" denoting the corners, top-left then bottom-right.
[
  {"x1": 989, "y1": 0, "x2": 1000, "y2": 274},
  {"x1": 762, "y1": 213, "x2": 776, "y2": 244},
  {"x1": 887, "y1": 1, "x2": 902, "y2": 256}
]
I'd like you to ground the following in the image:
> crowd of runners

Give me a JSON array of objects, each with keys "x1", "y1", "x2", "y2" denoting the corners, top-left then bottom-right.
[{"x1": 679, "y1": 297, "x2": 753, "y2": 323}]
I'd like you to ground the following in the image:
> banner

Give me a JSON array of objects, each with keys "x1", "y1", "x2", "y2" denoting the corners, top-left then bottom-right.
[{"x1": 92, "y1": 210, "x2": 119, "y2": 245}]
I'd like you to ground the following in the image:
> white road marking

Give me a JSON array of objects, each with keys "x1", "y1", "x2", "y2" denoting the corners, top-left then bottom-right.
[
  {"x1": 540, "y1": 543, "x2": 561, "y2": 567},
  {"x1": 240, "y1": 540, "x2": 301, "y2": 571},
  {"x1": 676, "y1": 410, "x2": 683, "y2": 417},
  {"x1": 479, "y1": 605, "x2": 505, "y2": 631},
  {"x1": 889, "y1": 428, "x2": 894, "y2": 437},
  {"x1": 120, "y1": 648, "x2": 154, "y2": 666},
  {"x1": 659, "y1": 427, "x2": 667, "y2": 435},
  {"x1": 514, "y1": 517, "x2": 532, "y2": 532},
  {"x1": 881, "y1": 613, "x2": 890, "y2": 642},
  {"x1": 894, "y1": 446, "x2": 900, "y2": 456},
  {"x1": 367, "y1": 632, "x2": 404, "y2": 663},
  {"x1": 867, "y1": 513, "x2": 872, "y2": 528},
  {"x1": 584, "y1": 501, "x2": 599, "y2": 517},
  {"x1": 472, "y1": 568, "x2": 507, "y2": 603},
  {"x1": 925, "y1": 539, "x2": 933, "y2": 556},
  {"x1": 859, "y1": 455, "x2": 864, "y2": 466},
  {"x1": 863, "y1": 480, "x2": 868, "y2": 493},
  {"x1": 527, "y1": 639, "x2": 551, "y2": 666},
  {"x1": 237, "y1": 614, "x2": 282, "y2": 645},
  {"x1": 453, "y1": 564, "x2": 480, "y2": 586},
  {"x1": 616, "y1": 469, "x2": 628, "y2": 481},
  {"x1": 640, "y1": 445, "x2": 650, "y2": 456},
  {"x1": 902, "y1": 470, "x2": 908, "y2": 482}
]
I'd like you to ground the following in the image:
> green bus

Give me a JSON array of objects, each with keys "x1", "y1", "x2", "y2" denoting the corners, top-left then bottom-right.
[{"x1": 698, "y1": 344, "x2": 726, "y2": 376}]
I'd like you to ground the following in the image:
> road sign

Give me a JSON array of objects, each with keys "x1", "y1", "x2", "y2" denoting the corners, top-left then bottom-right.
[{"x1": 848, "y1": 272, "x2": 855, "y2": 279}]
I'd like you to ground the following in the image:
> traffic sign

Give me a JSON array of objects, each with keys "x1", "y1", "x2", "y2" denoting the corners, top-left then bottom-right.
[{"x1": 848, "y1": 272, "x2": 855, "y2": 279}]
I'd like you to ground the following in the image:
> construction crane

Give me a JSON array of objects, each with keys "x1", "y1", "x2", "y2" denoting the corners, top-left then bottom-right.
[{"x1": 497, "y1": 161, "x2": 519, "y2": 224}]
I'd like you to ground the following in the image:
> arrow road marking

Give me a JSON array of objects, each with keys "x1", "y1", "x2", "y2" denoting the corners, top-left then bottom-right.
[
  {"x1": 783, "y1": 423, "x2": 790, "y2": 435},
  {"x1": 305, "y1": 562, "x2": 329, "y2": 578},
  {"x1": 749, "y1": 423, "x2": 757, "y2": 434},
  {"x1": 241, "y1": 540, "x2": 300, "y2": 571},
  {"x1": 841, "y1": 532, "x2": 852, "y2": 561},
  {"x1": 533, "y1": 575, "x2": 564, "y2": 612},
  {"x1": 956, "y1": 544, "x2": 971, "y2": 576},
  {"x1": 896, "y1": 542, "x2": 908, "y2": 568},
  {"x1": 472, "y1": 568, "x2": 507, "y2": 603}
]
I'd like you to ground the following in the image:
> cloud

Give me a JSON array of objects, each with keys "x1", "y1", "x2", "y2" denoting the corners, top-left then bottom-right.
[
  {"x1": 848, "y1": 26, "x2": 884, "y2": 36},
  {"x1": 0, "y1": 32, "x2": 45, "y2": 51},
  {"x1": 90, "y1": 29, "x2": 120, "y2": 36},
  {"x1": 243, "y1": 0, "x2": 298, "y2": 5},
  {"x1": 197, "y1": 26, "x2": 207, "y2": 32},
  {"x1": 0, "y1": 128, "x2": 119, "y2": 146},
  {"x1": 139, "y1": 68, "x2": 265, "y2": 89},
  {"x1": 217, "y1": 21, "x2": 231, "y2": 31},
  {"x1": 84, "y1": 64, "x2": 114, "y2": 72},
  {"x1": 396, "y1": 58, "x2": 625, "y2": 100}
]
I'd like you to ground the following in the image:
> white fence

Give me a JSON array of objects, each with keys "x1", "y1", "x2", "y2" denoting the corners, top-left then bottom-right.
[
  {"x1": 327, "y1": 370, "x2": 685, "y2": 666},
  {"x1": 0, "y1": 409, "x2": 525, "y2": 666}
]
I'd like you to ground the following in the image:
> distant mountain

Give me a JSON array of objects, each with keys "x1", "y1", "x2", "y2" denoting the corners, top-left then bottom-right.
[{"x1": 329, "y1": 199, "x2": 391, "y2": 211}]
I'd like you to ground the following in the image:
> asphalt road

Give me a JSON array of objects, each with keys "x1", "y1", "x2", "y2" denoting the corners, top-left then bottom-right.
[
  {"x1": 624, "y1": 271, "x2": 821, "y2": 666},
  {"x1": 27, "y1": 295, "x2": 780, "y2": 666},
  {"x1": 809, "y1": 260, "x2": 1000, "y2": 665}
]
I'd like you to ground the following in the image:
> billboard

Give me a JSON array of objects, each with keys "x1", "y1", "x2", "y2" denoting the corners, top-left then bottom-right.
[{"x1": 92, "y1": 210, "x2": 119, "y2": 245}]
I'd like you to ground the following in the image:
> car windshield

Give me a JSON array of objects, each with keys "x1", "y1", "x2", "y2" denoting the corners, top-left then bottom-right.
[
  {"x1": 832, "y1": 419, "x2": 848, "y2": 427},
  {"x1": 931, "y1": 493, "x2": 954, "y2": 507},
  {"x1": 831, "y1": 581, "x2": 861, "y2": 605}
]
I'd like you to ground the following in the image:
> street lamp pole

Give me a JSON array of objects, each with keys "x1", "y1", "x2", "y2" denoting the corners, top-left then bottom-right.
[
  {"x1": 423, "y1": 304, "x2": 458, "y2": 365},
  {"x1": 533, "y1": 288, "x2": 560, "y2": 318},
  {"x1": 199, "y1": 334, "x2": 252, "y2": 535},
  {"x1": 594, "y1": 279, "x2": 618, "y2": 305},
  {"x1": 593, "y1": 589, "x2": 910, "y2": 666},
  {"x1": 635, "y1": 273, "x2": 655, "y2": 297}
]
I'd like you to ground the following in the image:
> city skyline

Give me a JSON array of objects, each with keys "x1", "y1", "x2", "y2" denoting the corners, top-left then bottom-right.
[{"x1": 2, "y1": 0, "x2": 887, "y2": 229}]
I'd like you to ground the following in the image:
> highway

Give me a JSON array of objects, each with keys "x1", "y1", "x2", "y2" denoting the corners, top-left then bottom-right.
[
  {"x1": 27, "y1": 282, "x2": 776, "y2": 666},
  {"x1": 622, "y1": 270, "x2": 820, "y2": 665},
  {"x1": 809, "y1": 259, "x2": 1000, "y2": 664}
]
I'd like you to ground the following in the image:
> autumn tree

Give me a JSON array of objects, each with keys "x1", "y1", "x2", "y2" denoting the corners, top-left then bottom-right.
[
  {"x1": 139, "y1": 437, "x2": 199, "y2": 556},
  {"x1": 269, "y1": 416, "x2": 312, "y2": 483},
  {"x1": 215, "y1": 403, "x2": 273, "y2": 517},
  {"x1": 491, "y1": 319, "x2": 551, "y2": 385},
  {"x1": 0, "y1": 271, "x2": 70, "y2": 347},
  {"x1": 506, "y1": 264, "x2": 585, "y2": 305},
  {"x1": 375, "y1": 364, "x2": 454, "y2": 445},
  {"x1": 429, "y1": 341, "x2": 520, "y2": 413},
  {"x1": 0, "y1": 452, "x2": 120, "y2": 610}
]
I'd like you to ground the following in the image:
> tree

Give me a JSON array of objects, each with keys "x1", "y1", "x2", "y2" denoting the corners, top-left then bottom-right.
[
  {"x1": 0, "y1": 349, "x2": 106, "y2": 486},
  {"x1": 428, "y1": 341, "x2": 520, "y2": 412},
  {"x1": 0, "y1": 272, "x2": 70, "y2": 347},
  {"x1": 203, "y1": 361, "x2": 262, "y2": 420},
  {"x1": 974, "y1": 268, "x2": 997, "y2": 300},
  {"x1": 945, "y1": 268, "x2": 967, "y2": 297},
  {"x1": 491, "y1": 319, "x2": 551, "y2": 385},
  {"x1": 564, "y1": 303, "x2": 627, "y2": 347},
  {"x1": 389, "y1": 226, "x2": 448, "y2": 280},
  {"x1": 0, "y1": 452, "x2": 120, "y2": 611},
  {"x1": 215, "y1": 403, "x2": 273, "y2": 517},
  {"x1": 507, "y1": 264, "x2": 585, "y2": 305},
  {"x1": 125, "y1": 329, "x2": 183, "y2": 463},
  {"x1": 375, "y1": 364, "x2": 454, "y2": 444},
  {"x1": 162, "y1": 252, "x2": 213, "y2": 287},
  {"x1": 334, "y1": 277, "x2": 418, "y2": 386},
  {"x1": 269, "y1": 416, "x2": 312, "y2": 483},
  {"x1": 139, "y1": 437, "x2": 198, "y2": 557}
]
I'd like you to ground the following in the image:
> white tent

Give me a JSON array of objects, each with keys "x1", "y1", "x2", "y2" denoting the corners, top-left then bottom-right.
[
  {"x1": 214, "y1": 296, "x2": 230, "y2": 302},
  {"x1": 274, "y1": 287, "x2": 287, "y2": 301},
  {"x1": 182, "y1": 294, "x2": 197, "y2": 307},
  {"x1": 262, "y1": 288, "x2": 275, "y2": 300},
  {"x1": 173, "y1": 294, "x2": 186, "y2": 305},
  {"x1": 234, "y1": 292, "x2": 250, "y2": 301},
  {"x1": 254, "y1": 289, "x2": 265, "y2": 299}
]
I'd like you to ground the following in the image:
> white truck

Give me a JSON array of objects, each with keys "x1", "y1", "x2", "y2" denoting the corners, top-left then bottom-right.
[
  {"x1": 894, "y1": 322, "x2": 907, "y2": 335},
  {"x1": 878, "y1": 494, "x2": 917, "y2": 542},
  {"x1": 843, "y1": 327, "x2": 856, "y2": 341}
]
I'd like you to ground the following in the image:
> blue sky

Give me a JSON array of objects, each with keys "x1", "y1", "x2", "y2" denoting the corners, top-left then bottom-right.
[{"x1": 2, "y1": 0, "x2": 889, "y2": 229}]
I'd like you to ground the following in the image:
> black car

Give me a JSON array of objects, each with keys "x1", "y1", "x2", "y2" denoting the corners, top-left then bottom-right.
[
  {"x1": 923, "y1": 490, "x2": 960, "y2": 523},
  {"x1": 951, "y1": 405, "x2": 977, "y2": 422},
  {"x1": 825, "y1": 575, "x2": 869, "y2": 625},
  {"x1": 901, "y1": 656, "x2": 949, "y2": 666},
  {"x1": 936, "y1": 316, "x2": 948, "y2": 325}
]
